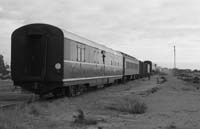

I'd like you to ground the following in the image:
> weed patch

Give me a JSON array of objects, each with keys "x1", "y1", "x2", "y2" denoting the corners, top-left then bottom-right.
[
  {"x1": 73, "y1": 109, "x2": 98, "y2": 125},
  {"x1": 106, "y1": 97, "x2": 147, "y2": 114},
  {"x1": 0, "y1": 107, "x2": 27, "y2": 129},
  {"x1": 28, "y1": 104, "x2": 42, "y2": 116}
]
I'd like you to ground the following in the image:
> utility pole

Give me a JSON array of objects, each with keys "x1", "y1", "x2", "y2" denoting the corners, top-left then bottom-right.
[{"x1": 174, "y1": 45, "x2": 176, "y2": 69}]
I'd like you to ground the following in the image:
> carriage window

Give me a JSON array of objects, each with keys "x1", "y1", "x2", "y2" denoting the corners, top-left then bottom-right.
[
  {"x1": 94, "y1": 51, "x2": 96, "y2": 63},
  {"x1": 97, "y1": 51, "x2": 99, "y2": 64},
  {"x1": 77, "y1": 47, "x2": 81, "y2": 61},
  {"x1": 81, "y1": 48, "x2": 85, "y2": 62},
  {"x1": 118, "y1": 58, "x2": 119, "y2": 66},
  {"x1": 94, "y1": 50, "x2": 99, "y2": 63}
]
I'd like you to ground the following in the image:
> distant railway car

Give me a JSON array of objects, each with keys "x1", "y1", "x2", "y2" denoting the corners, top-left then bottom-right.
[
  {"x1": 11, "y1": 23, "x2": 123, "y2": 96},
  {"x1": 143, "y1": 62, "x2": 148, "y2": 77},
  {"x1": 121, "y1": 53, "x2": 139, "y2": 80},
  {"x1": 139, "y1": 61, "x2": 144, "y2": 78},
  {"x1": 144, "y1": 60, "x2": 152, "y2": 75}
]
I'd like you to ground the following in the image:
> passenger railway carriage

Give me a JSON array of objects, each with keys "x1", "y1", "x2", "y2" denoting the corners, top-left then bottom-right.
[
  {"x1": 11, "y1": 23, "x2": 156, "y2": 96},
  {"x1": 139, "y1": 61, "x2": 144, "y2": 78},
  {"x1": 121, "y1": 53, "x2": 139, "y2": 80},
  {"x1": 144, "y1": 61, "x2": 152, "y2": 75},
  {"x1": 63, "y1": 29, "x2": 123, "y2": 95}
]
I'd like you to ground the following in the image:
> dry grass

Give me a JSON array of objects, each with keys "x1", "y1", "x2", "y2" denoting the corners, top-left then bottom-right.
[
  {"x1": 0, "y1": 102, "x2": 51, "y2": 129},
  {"x1": 159, "y1": 72, "x2": 168, "y2": 76},
  {"x1": 106, "y1": 97, "x2": 147, "y2": 114},
  {"x1": 28, "y1": 104, "x2": 43, "y2": 116},
  {"x1": 166, "y1": 123, "x2": 177, "y2": 129},
  {"x1": 0, "y1": 107, "x2": 27, "y2": 129}
]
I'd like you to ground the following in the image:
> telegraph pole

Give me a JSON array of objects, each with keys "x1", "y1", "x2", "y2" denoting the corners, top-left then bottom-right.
[{"x1": 174, "y1": 45, "x2": 176, "y2": 69}]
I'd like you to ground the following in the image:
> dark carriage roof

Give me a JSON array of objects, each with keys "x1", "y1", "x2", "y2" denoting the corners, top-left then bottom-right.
[{"x1": 12, "y1": 23, "x2": 63, "y2": 35}]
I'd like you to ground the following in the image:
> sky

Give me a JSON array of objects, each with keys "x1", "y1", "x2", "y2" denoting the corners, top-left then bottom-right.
[{"x1": 1, "y1": 0, "x2": 200, "y2": 69}]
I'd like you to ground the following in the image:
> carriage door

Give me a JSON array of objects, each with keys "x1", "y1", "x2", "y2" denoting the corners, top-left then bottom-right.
[
  {"x1": 25, "y1": 34, "x2": 47, "y2": 79},
  {"x1": 101, "y1": 51, "x2": 106, "y2": 76}
]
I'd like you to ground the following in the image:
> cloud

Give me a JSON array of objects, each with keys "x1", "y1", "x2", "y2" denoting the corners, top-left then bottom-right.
[
  {"x1": 0, "y1": 0, "x2": 200, "y2": 69},
  {"x1": 0, "y1": 6, "x2": 3, "y2": 12}
]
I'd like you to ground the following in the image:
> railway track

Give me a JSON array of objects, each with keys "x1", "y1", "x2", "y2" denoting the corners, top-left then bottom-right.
[
  {"x1": 0, "y1": 95, "x2": 39, "y2": 110},
  {"x1": 0, "y1": 76, "x2": 161, "y2": 111},
  {"x1": 0, "y1": 80, "x2": 37, "y2": 110},
  {"x1": 0, "y1": 102, "x2": 24, "y2": 109}
]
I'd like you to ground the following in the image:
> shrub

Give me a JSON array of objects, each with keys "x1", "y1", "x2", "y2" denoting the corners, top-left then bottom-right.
[
  {"x1": 166, "y1": 123, "x2": 177, "y2": 129},
  {"x1": 73, "y1": 109, "x2": 97, "y2": 125},
  {"x1": 107, "y1": 97, "x2": 147, "y2": 114},
  {"x1": 193, "y1": 76, "x2": 199, "y2": 83}
]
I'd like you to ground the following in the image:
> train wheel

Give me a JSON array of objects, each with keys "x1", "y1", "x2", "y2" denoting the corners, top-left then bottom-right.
[
  {"x1": 66, "y1": 85, "x2": 88, "y2": 97},
  {"x1": 77, "y1": 85, "x2": 87, "y2": 95},
  {"x1": 52, "y1": 88, "x2": 65, "y2": 98},
  {"x1": 68, "y1": 86, "x2": 76, "y2": 97}
]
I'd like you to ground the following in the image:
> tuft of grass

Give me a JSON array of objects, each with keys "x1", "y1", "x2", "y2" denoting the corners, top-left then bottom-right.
[
  {"x1": 73, "y1": 109, "x2": 97, "y2": 125},
  {"x1": 106, "y1": 97, "x2": 147, "y2": 114},
  {"x1": 74, "y1": 109, "x2": 85, "y2": 122},
  {"x1": 193, "y1": 76, "x2": 200, "y2": 83},
  {"x1": 24, "y1": 103, "x2": 47, "y2": 117},
  {"x1": 150, "y1": 87, "x2": 159, "y2": 94},
  {"x1": 166, "y1": 123, "x2": 177, "y2": 129},
  {"x1": 28, "y1": 104, "x2": 42, "y2": 116},
  {"x1": 0, "y1": 103, "x2": 54, "y2": 129},
  {"x1": 157, "y1": 76, "x2": 167, "y2": 84}
]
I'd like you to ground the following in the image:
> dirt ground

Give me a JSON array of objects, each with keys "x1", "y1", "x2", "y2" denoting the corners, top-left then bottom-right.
[{"x1": 1, "y1": 71, "x2": 200, "y2": 129}]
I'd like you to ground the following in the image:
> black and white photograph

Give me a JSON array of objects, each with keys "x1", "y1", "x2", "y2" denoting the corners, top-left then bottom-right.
[{"x1": 0, "y1": 0, "x2": 200, "y2": 129}]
